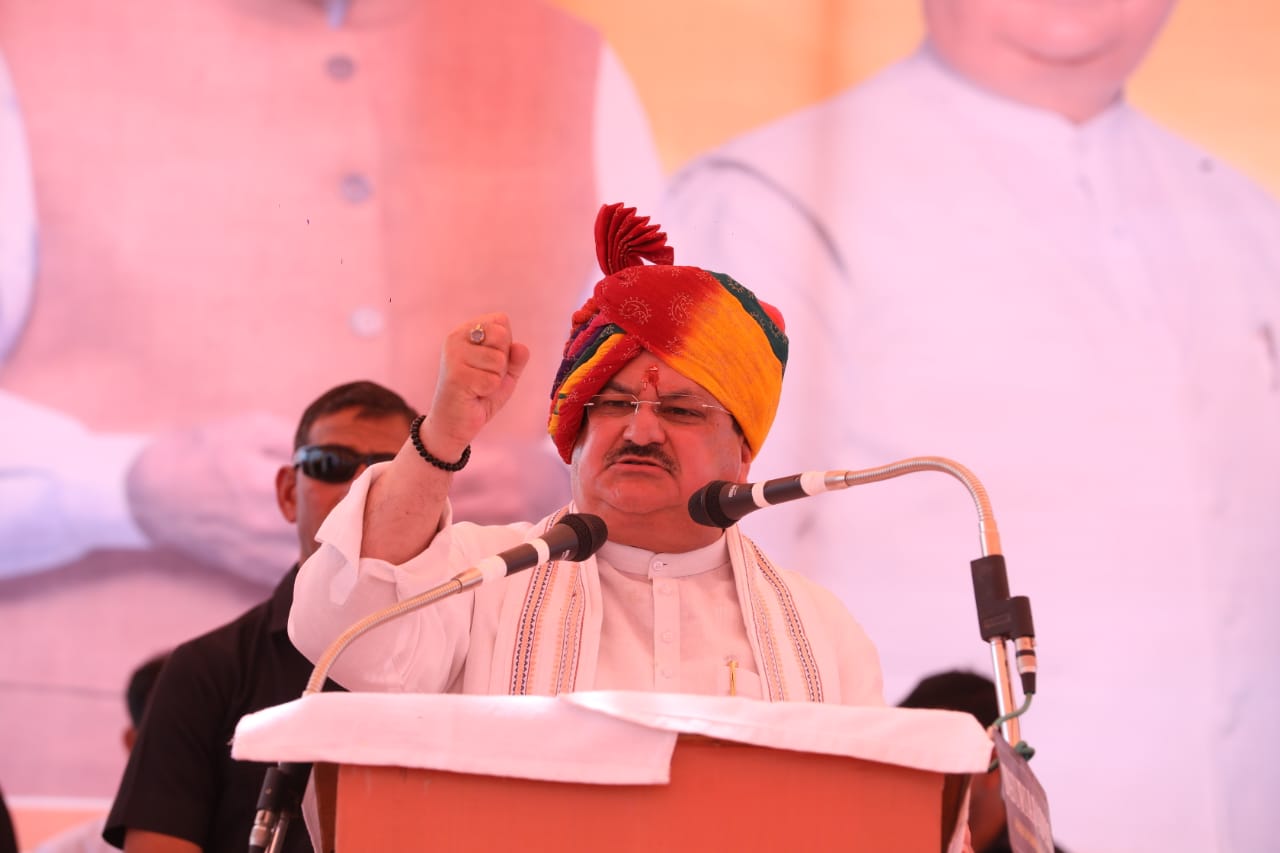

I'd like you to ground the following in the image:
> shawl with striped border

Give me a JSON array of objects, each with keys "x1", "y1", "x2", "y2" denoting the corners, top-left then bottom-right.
[{"x1": 484, "y1": 510, "x2": 826, "y2": 702}]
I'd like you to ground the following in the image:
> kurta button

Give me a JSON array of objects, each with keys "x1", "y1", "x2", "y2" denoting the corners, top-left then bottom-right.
[
  {"x1": 325, "y1": 54, "x2": 356, "y2": 81},
  {"x1": 348, "y1": 305, "x2": 385, "y2": 338},
  {"x1": 340, "y1": 172, "x2": 373, "y2": 204}
]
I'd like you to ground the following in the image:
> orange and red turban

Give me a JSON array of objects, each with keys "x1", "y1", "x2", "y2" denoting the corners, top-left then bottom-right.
[{"x1": 548, "y1": 203, "x2": 788, "y2": 463}]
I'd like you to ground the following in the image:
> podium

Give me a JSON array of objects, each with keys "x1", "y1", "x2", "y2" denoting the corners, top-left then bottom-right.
[{"x1": 233, "y1": 691, "x2": 992, "y2": 852}]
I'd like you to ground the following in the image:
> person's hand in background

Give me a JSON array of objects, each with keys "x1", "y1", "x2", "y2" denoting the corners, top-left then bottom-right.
[{"x1": 127, "y1": 412, "x2": 295, "y2": 585}]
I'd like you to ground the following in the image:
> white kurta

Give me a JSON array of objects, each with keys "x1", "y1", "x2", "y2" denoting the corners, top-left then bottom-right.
[
  {"x1": 288, "y1": 464, "x2": 885, "y2": 707},
  {"x1": 660, "y1": 47, "x2": 1280, "y2": 853}
]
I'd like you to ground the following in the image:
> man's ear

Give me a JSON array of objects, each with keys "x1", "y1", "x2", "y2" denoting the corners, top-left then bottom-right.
[
  {"x1": 276, "y1": 464, "x2": 298, "y2": 523},
  {"x1": 738, "y1": 437, "x2": 753, "y2": 479}
]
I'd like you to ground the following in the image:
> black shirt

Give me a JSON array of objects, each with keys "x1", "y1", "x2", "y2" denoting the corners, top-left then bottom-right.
[
  {"x1": 104, "y1": 566, "x2": 332, "y2": 852},
  {"x1": 0, "y1": 784, "x2": 17, "y2": 853}
]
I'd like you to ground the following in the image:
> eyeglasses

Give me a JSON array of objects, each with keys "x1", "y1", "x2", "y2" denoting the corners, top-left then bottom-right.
[
  {"x1": 292, "y1": 445, "x2": 397, "y2": 484},
  {"x1": 583, "y1": 393, "x2": 731, "y2": 427}
]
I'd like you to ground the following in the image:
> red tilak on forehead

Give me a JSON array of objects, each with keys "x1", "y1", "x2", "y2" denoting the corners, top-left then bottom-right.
[{"x1": 640, "y1": 363, "x2": 661, "y2": 392}]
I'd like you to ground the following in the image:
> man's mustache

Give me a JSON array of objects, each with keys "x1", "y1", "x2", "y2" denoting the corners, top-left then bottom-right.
[{"x1": 606, "y1": 442, "x2": 675, "y2": 471}]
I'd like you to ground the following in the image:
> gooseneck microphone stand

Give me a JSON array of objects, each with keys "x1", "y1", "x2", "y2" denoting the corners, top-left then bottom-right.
[
  {"x1": 691, "y1": 457, "x2": 1038, "y2": 748},
  {"x1": 247, "y1": 512, "x2": 608, "y2": 853},
  {"x1": 245, "y1": 567, "x2": 495, "y2": 853},
  {"x1": 806, "y1": 457, "x2": 1037, "y2": 748}
]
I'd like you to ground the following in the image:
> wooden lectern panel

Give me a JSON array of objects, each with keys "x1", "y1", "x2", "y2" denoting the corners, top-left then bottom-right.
[{"x1": 324, "y1": 736, "x2": 957, "y2": 852}]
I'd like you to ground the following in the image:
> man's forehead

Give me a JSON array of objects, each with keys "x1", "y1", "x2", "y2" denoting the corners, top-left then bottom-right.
[
  {"x1": 306, "y1": 408, "x2": 410, "y2": 448},
  {"x1": 606, "y1": 356, "x2": 708, "y2": 398}
]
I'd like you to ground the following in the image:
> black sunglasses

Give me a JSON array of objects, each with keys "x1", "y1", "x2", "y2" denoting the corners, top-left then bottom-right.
[{"x1": 292, "y1": 445, "x2": 397, "y2": 484}]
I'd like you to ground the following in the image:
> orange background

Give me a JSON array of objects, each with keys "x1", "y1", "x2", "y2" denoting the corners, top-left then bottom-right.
[{"x1": 561, "y1": 0, "x2": 1280, "y2": 192}]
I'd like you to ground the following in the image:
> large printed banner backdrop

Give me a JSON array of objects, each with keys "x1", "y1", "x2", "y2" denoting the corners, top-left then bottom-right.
[{"x1": 2, "y1": 2, "x2": 1278, "y2": 851}]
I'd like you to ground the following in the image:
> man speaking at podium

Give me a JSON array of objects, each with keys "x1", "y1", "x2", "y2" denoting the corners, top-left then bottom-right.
[{"x1": 289, "y1": 204, "x2": 884, "y2": 705}]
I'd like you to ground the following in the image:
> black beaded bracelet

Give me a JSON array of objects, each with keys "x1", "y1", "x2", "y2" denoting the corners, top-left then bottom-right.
[{"x1": 409, "y1": 414, "x2": 471, "y2": 472}]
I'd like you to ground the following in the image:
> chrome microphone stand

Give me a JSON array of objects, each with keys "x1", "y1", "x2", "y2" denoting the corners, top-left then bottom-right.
[
  {"x1": 821, "y1": 457, "x2": 1037, "y2": 748},
  {"x1": 245, "y1": 566, "x2": 492, "y2": 853},
  {"x1": 246, "y1": 512, "x2": 608, "y2": 853}
]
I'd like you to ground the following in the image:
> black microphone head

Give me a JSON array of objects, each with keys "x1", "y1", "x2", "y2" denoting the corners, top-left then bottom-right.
[
  {"x1": 556, "y1": 513, "x2": 609, "y2": 561},
  {"x1": 688, "y1": 480, "x2": 736, "y2": 529}
]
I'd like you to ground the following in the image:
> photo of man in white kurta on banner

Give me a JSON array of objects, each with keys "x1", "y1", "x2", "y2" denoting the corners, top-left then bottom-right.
[{"x1": 658, "y1": 2, "x2": 1280, "y2": 852}]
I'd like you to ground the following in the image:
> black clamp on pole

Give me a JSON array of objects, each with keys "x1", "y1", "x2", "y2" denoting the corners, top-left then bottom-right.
[
  {"x1": 248, "y1": 760, "x2": 310, "y2": 853},
  {"x1": 971, "y1": 554, "x2": 1038, "y2": 748}
]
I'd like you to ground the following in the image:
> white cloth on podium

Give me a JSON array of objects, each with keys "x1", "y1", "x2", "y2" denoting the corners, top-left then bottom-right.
[
  {"x1": 232, "y1": 691, "x2": 676, "y2": 784},
  {"x1": 232, "y1": 690, "x2": 992, "y2": 785},
  {"x1": 565, "y1": 690, "x2": 992, "y2": 774}
]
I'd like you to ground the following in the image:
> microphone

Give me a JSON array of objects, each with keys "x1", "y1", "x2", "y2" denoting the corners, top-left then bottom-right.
[
  {"x1": 688, "y1": 471, "x2": 851, "y2": 528},
  {"x1": 247, "y1": 512, "x2": 608, "y2": 853},
  {"x1": 470, "y1": 512, "x2": 608, "y2": 583}
]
